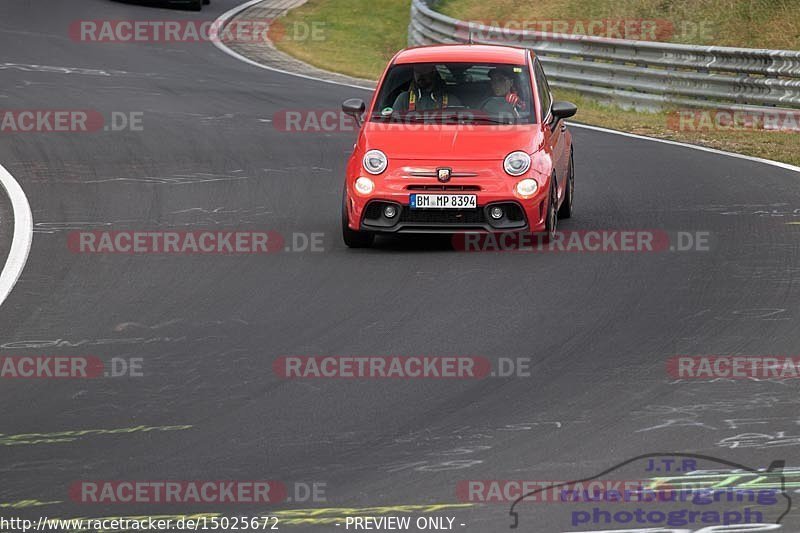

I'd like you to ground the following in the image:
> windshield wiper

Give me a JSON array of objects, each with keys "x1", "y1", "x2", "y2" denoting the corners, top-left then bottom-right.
[
  {"x1": 460, "y1": 115, "x2": 514, "y2": 125},
  {"x1": 370, "y1": 113, "x2": 516, "y2": 125}
]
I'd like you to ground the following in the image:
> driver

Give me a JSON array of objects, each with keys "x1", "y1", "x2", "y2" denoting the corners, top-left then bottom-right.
[{"x1": 392, "y1": 64, "x2": 462, "y2": 112}]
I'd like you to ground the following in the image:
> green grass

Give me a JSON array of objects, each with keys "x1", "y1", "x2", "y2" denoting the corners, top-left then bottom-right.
[
  {"x1": 274, "y1": 0, "x2": 410, "y2": 80},
  {"x1": 274, "y1": 0, "x2": 800, "y2": 165},
  {"x1": 437, "y1": 0, "x2": 800, "y2": 49}
]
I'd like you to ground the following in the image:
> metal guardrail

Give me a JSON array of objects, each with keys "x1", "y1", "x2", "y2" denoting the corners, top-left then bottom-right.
[{"x1": 408, "y1": 0, "x2": 800, "y2": 112}]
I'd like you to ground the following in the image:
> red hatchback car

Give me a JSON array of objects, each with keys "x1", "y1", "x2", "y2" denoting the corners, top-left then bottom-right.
[{"x1": 341, "y1": 44, "x2": 577, "y2": 248}]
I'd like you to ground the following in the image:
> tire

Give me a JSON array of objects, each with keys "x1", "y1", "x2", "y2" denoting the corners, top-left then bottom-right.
[
  {"x1": 541, "y1": 176, "x2": 558, "y2": 243},
  {"x1": 558, "y1": 150, "x2": 574, "y2": 219},
  {"x1": 342, "y1": 190, "x2": 374, "y2": 248},
  {"x1": 203, "y1": 0, "x2": 210, "y2": 4}
]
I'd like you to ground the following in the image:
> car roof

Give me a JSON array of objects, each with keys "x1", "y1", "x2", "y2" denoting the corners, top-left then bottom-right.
[{"x1": 393, "y1": 44, "x2": 530, "y2": 65}]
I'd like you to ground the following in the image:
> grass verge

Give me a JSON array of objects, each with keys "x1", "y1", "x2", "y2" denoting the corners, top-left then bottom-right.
[
  {"x1": 274, "y1": 0, "x2": 410, "y2": 80},
  {"x1": 437, "y1": 0, "x2": 800, "y2": 49}
]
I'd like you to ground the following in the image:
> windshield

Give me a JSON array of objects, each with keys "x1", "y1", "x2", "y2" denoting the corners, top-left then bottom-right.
[{"x1": 371, "y1": 62, "x2": 535, "y2": 125}]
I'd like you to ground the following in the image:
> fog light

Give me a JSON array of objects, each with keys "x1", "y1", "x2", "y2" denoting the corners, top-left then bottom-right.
[
  {"x1": 489, "y1": 206, "x2": 504, "y2": 220},
  {"x1": 384, "y1": 205, "x2": 398, "y2": 218},
  {"x1": 515, "y1": 178, "x2": 538, "y2": 199},
  {"x1": 354, "y1": 176, "x2": 375, "y2": 196}
]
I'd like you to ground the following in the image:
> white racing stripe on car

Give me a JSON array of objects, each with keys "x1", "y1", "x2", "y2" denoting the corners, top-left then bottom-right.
[
  {"x1": 0, "y1": 163, "x2": 33, "y2": 309},
  {"x1": 213, "y1": 0, "x2": 800, "y2": 175}
]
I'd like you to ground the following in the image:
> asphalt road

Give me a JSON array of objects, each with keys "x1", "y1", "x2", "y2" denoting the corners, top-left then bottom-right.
[{"x1": 1, "y1": 0, "x2": 800, "y2": 532}]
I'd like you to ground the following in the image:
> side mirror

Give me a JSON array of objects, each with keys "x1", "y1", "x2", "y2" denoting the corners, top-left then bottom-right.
[
  {"x1": 342, "y1": 98, "x2": 366, "y2": 127},
  {"x1": 551, "y1": 101, "x2": 578, "y2": 122}
]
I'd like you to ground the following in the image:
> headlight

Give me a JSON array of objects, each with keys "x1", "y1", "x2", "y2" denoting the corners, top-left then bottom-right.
[
  {"x1": 504, "y1": 151, "x2": 531, "y2": 176},
  {"x1": 515, "y1": 178, "x2": 538, "y2": 198},
  {"x1": 363, "y1": 150, "x2": 388, "y2": 175},
  {"x1": 354, "y1": 177, "x2": 375, "y2": 196}
]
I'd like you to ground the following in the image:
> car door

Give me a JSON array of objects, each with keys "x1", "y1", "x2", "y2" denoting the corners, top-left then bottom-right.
[{"x1": 533, "y1": 57, "x2": 568, "y2": 204}]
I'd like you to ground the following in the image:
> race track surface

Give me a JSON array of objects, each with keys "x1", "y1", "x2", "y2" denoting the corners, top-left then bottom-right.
[{"x1": 1, "y1": 1, "x2": 799, "y2": 532}]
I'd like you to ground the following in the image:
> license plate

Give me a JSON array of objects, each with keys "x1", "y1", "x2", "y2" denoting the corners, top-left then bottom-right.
[{"x1": 410, "y1": 194, "x2": 477, "y2": 209}]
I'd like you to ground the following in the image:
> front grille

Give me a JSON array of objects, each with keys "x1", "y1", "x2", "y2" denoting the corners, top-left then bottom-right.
[
  {"x1": 399, "y1": 207, "x2": 486, "y2": 225},
  {"x1": 406, "y1": 185, "x2": 481, "y2": 191},
  {"x1": 364, "y1": 202, "x2": 385, "y2": 219}
]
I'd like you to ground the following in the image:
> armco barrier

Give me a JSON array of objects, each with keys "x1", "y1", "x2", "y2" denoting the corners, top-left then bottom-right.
[{"x1": 408, "y1": 0, "x2": 800, "y2": 112}]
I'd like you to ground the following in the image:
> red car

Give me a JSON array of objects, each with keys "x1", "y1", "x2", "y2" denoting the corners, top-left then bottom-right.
[{"x1": 341, "y1": 44, "x2": 577, "y2": 248}]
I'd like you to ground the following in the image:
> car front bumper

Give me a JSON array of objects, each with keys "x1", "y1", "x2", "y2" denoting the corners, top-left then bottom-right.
[{"x1": 355, "y1": 198, "x2": 547, "y2": 234}]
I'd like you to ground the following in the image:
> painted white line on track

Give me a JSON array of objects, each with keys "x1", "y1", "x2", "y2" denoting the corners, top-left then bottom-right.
[
  {"x1": 568, "y1": 122, "x2": 800, "y2": 174},
  {"x1": 209, "y1": 0, "x2": 373, "y2": 91},
  {"x1": 212, "y1": 0, "x2": 800, "y2": 175},
  {"x1": 0, "y1": 163, "x2": 33, "y2": 309}
]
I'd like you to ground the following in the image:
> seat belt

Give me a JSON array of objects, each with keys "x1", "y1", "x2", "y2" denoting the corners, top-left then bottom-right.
[{"x1": 408, "y1": 86, "x2": 448, "y2": 112}]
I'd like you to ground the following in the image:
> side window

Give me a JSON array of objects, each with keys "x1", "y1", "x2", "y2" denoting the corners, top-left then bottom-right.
[{"x1": 533, "y1": 58, "x2": 552, "y2": 121}]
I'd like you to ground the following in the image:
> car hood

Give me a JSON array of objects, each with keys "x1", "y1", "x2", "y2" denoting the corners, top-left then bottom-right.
[{"x1": 360, "y1": 122, "x2": 542, "y2": 161}]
